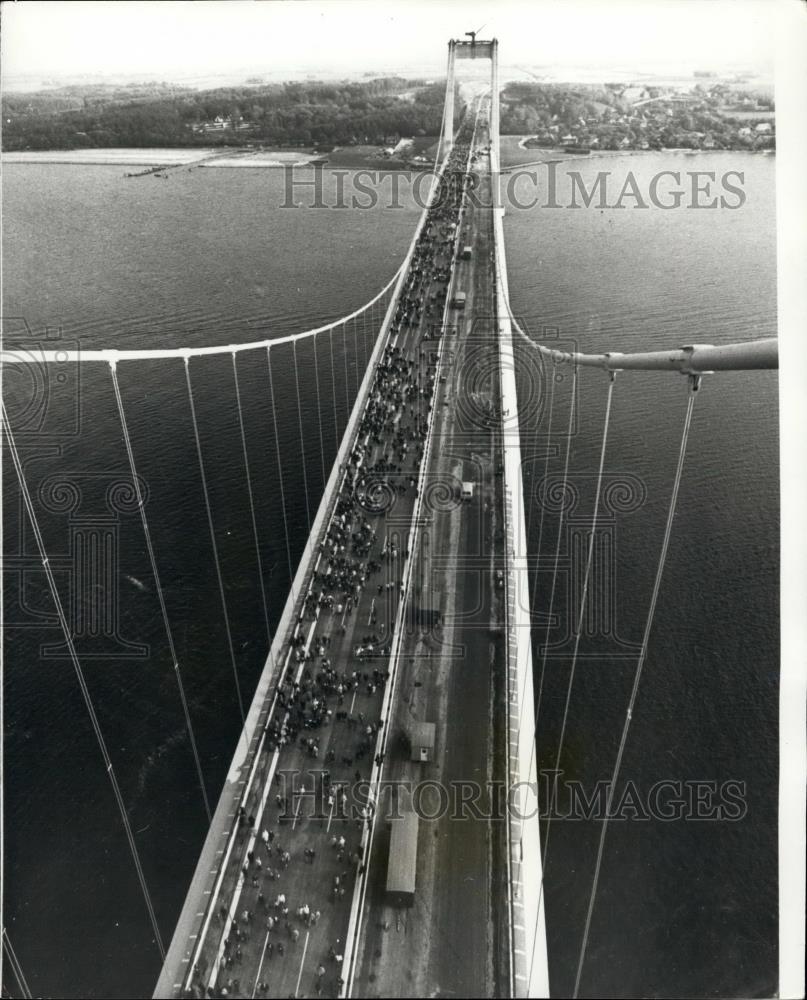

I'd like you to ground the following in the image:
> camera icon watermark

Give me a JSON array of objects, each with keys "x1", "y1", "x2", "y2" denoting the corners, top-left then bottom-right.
[
  {"x1": 1, "y1": 319, "x2": 83, "y2": 438},
  {"x1": 5, "y1": 469, "x2": 151, "y2": 660}
]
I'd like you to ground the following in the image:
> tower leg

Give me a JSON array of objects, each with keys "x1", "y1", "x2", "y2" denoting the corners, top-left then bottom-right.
[
  {"x1": 490, "y1": 39, "x2": 499, "y2": 160},
  {"x1": 444, "y1": 40, "x2": 455, "y2": 156}
]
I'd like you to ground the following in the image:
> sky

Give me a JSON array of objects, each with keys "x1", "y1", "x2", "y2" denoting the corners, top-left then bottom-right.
[{"x1": 0, "y1": 0, "x2": 780, "y2": 87}]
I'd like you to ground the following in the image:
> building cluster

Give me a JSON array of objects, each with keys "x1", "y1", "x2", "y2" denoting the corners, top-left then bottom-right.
[
  {"x1": 516, "y1": 81, "x2": 775, "y2": 153},
  {"x1": 190, "y1": 115, "x2": 257, "y2": 134}
]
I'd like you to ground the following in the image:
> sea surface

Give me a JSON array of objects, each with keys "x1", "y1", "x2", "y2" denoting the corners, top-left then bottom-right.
[{"x1": 2, "y1": 152, "x2": 778, "y2": 999}]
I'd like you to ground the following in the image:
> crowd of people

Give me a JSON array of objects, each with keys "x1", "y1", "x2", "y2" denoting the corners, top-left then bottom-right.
[{"x1": 189, "y1": 116, "x2": 478, "y2": 1000}]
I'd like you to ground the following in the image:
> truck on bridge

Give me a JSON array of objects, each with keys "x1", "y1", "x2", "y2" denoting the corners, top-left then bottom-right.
[{"x1": 386, "y1": 810, "x2": 419, "y2": 907}]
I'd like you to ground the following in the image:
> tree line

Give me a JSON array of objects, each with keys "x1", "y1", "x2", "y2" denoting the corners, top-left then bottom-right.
[{"x1": 2, "y1": 77, "x2": 447, "y2": 151}]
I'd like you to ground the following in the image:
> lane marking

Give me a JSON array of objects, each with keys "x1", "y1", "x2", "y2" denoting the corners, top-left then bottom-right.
[
  {"x1": 292, "y1": 790, "x2": 304, "y2": 831},
  {"x1": 251, "y1": 930, "x2": 271, "y2": 999},
  {"x1": 294, "y1": 930, "x2": 311, "y2": 998}
]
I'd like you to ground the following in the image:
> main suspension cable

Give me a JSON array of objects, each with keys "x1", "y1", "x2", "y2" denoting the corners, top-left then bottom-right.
[
  {"x1": 1, "y1": 401, "x2": 166, "y2": 960},
  {"x1": 572, "y1": 377, "x2": 700, "y2": 998},
  {"x1": 110, "y1": 362, "x2": 211, "y2": 822},
  {"x1": 183, "y1": 359, "x2": 246, "y2": 727}
]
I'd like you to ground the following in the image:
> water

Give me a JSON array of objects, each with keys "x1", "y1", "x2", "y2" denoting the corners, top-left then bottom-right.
[
  {"x1": 2, "y1": 153, "x2": 778, "y2": 998},
  {"x1": 506, "y1": 152, "x2": 778, "y2": 997},
  {"x1": 2, "y1": 164, "x2": 420, "y2": 999},
  {"x1": 2, "y1": 164, "x2": 415, "y2": 348}
]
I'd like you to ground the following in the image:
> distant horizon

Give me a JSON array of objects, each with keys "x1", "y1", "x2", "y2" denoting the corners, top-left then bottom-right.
[
  {"x1": 1, "y1": 62, "x2": 775, "y2": 96},
  {"x1": 1, "y1": 0, "x2": 776, "y2": 92}
]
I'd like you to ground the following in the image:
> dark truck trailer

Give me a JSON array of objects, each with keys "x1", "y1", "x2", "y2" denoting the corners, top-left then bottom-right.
[{"x1": 386, "y1": 810, "x2": 419, "y2": 906}]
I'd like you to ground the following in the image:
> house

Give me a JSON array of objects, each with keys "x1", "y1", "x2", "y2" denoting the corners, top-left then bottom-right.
[
  {"x1": 738, "y1": 126, "x2": 752, "y2": 137},
  {"x1": 755, "y1": 122, "x2": 772, "y2": 133},
  {"x1": 191, "y1": 115, "x2": 256, "y2": 134}
]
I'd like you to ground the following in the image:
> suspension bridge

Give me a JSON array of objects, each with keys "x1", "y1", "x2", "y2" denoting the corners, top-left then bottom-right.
[{"x1": 2, "y1": 36, "x2": 795, "y2": 1000}]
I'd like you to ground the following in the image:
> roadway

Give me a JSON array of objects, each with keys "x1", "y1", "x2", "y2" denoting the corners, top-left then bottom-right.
[
  {"x1": 172, "y1": 111, "x2": 498, "y2": 1000},
  {"x1": 349, "y1": 114, "x2": 510, "y2": 998}
]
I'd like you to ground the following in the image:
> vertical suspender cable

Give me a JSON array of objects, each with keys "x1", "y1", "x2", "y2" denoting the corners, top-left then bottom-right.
[
  {"x1": 231, "y1": 352, "x2": 273, "y2": 650},
  {"x1": 266, "y1": 346, "x2": 296, "y2": 598},
  {"x1": 3, "y1": 928, "x2": 33, "y2": 999},
  {"x1": 110, "y1": 361, "x2": 211, "y2": 822},
  {"x1": 533, "y1": 366, "x2": 576, "y2": 728},
  {"x1": 362, "y1": 308, "x2": 369, "y2": 369},
  {"x1": 312, "y1": 332, "x2": 328, "y2": 485},
  {"x1": 528, "y1": 371, "x2": 615, "y2": 991},
  {"x1": 550, "y1": 373, "x2": 615, "y2": 801},
  {"x1": 527, "y1": 355, "x2": 557, "y2": 609},
  {"x1": 1, "y1": 402, "x2": 166, "y2": 960},
  {"x1": 352, "y1": 316, "x2": 360, "y2": 396},
  {"x1": 183, "y1": 358, "x2": 246, "y2": 727},
  {"x1": 328, "y1": 326, "x2": 340, "y2": 444},
  {"x1": 292, "y1": 339, "x2": 312, "y2": 533},
  {"x1": 370, "y1": 300, "x2": 376, "y2": 350},
  {"x1": 342, "y1": 320, "x2": 351, "y2": 415},
  {"x1": 572, "y1": 379, "x2": 700, "y2": 998}
]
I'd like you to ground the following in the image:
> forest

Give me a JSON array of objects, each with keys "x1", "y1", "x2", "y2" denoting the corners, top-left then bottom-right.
[
  {"x1": 2, "y1": 77, "x2": 775, "y2": 153},
  {"x1": 2, "y1": 77, "x2": 447, "y2": 151}
]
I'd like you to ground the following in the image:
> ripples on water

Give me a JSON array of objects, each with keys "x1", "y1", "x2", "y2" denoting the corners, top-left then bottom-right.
[
  {"x1": 2, "y1": 154, "x2": 778, "y2": 998},
  {"x1": 508, "y1": 152, "x2": 778, "y2": 998}
]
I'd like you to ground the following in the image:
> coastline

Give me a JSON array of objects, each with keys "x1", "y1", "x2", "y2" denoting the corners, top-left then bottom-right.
[
  {"x1": 2, "y1": 140, "x2": 774, "y2": 172},
  {"x1": 0, "y1": 147, "x2": 325, "y2": 168},
  {"x1": 0, "y1": 147, "x2": 217, "y2": 165}
]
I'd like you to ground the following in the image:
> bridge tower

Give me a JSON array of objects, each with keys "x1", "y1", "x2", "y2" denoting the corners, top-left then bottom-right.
[{"x1": 443, "y1": 35, "x2": 499, "y2": 157}]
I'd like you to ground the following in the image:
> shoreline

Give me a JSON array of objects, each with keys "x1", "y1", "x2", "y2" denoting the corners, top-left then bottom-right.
[{"x1": 2, "y1": 143, "x2": 774, "y2": 171}]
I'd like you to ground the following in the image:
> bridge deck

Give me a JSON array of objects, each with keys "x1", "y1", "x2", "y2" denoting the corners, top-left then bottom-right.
[
  {"x1": 169, "y1": 113, "x2": 499, "y2": 1000},
  {"x1": 350, "y1": 113, "x2": 511, "y2": 998}
]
